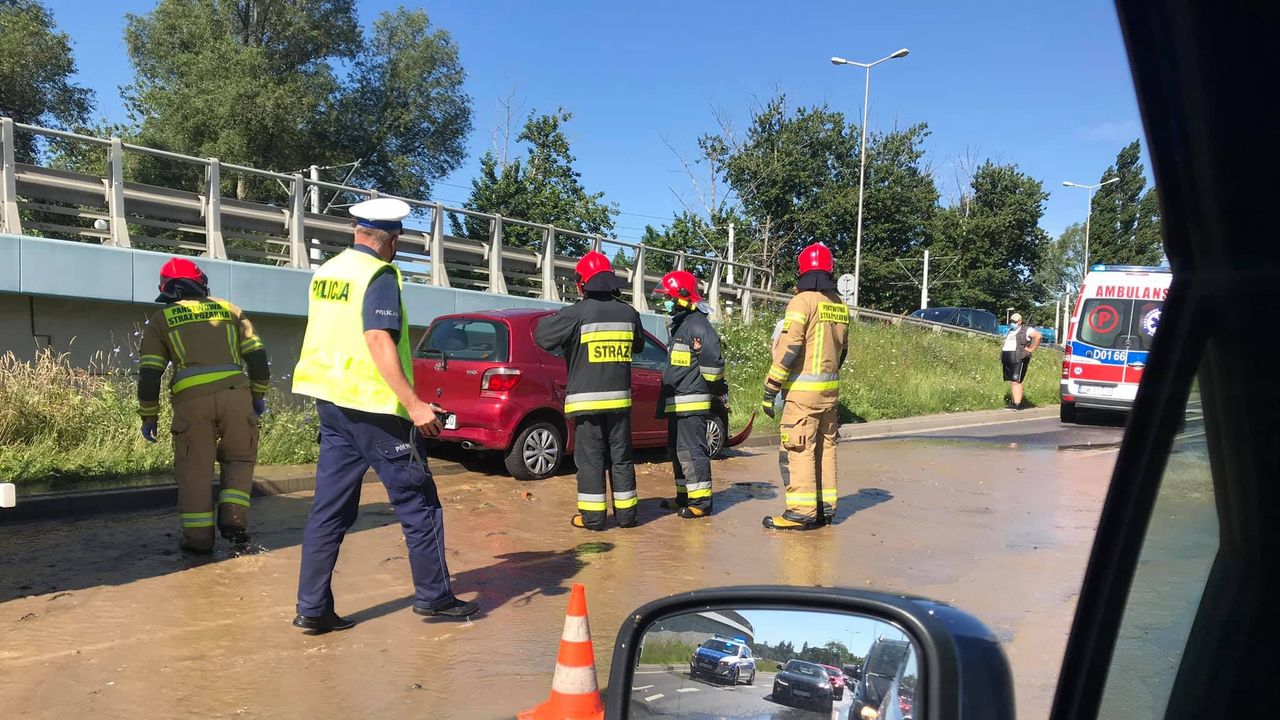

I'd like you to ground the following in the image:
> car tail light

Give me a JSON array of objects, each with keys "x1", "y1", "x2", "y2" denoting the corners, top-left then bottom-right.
[
  {"x1": 1062, "y1": 358, "x2": 1071, "y2": 379},
  {"x1": 481, "y1": 367, "x2": 522, "y2": 395}
]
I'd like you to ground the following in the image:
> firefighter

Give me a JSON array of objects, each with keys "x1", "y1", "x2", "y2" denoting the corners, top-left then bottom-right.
[
  {"x1": 761, "y1": 243, "x2": 849, "y2": 531},
  {"x1": 651, "y1": 270, "x2": 725, "y2": 519},
  {"x1": 535, "y1": 251, "x2": 646, "y2": 531},
  {"x1": 292, "y1": 198, "x2": 477, "y2": 633},
  {"x1": 137, "y1": 257, "x2": 270, "y2": 553}
]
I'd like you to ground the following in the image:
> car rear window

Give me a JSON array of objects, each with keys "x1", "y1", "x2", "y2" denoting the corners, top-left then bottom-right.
[
  {"x1": 417, "y1": 319, "x2": 509, "y2": 362},
  {"x1": 916, "y1": 308, "x2": 955, "y2": 323}
]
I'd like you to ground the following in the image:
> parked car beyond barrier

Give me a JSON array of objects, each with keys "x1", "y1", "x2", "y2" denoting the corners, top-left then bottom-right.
[
  {"x1": 909, "y1": 307, "x2": 1000, "y2": 335},
  {"x1": 412, "y1": 309, "x2": 749, "y2": 480}
]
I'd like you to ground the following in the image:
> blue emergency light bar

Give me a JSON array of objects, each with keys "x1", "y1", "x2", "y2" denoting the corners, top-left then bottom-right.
[{"x1": 1089, "y1": 264, "x2": 1172, "y2": 273}]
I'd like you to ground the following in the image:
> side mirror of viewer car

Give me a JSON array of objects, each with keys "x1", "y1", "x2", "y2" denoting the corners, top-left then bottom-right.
[{"x1": 608, "y1": 586, "x2": 1015, "y2": 719}]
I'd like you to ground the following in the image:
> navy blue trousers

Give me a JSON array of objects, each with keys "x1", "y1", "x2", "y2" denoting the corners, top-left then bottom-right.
[{"x1": 296, "y1": 402, "x2": 455, "y2": 616}]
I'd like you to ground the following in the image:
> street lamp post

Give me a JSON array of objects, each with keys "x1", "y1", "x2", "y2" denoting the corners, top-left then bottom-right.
[
  {"x1": 1061, "y1": 177, "x2": 1120, "y2": 279},
  {"x1": 831, "y1": 48, "x2": 909, "y2": 308}
]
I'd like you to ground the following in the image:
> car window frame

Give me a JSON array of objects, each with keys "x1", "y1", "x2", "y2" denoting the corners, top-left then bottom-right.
[{"x1": 1051, "y1": 2, "x2": 1273, "y2": 718}]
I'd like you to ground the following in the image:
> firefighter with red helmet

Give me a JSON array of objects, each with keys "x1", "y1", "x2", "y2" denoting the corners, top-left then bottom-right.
[
  {"x1": 535, "y1": 251, "x2": 646, "y2": 530},
  {"x1": 651, "y1": 270, "x2": 726, "y2": 518},
  {"x1": 137, "y1": 257, "x2": 270, "y2": 552},
  {"x1": 761, "y1": 243, "x2": 849, "y2": 531}
]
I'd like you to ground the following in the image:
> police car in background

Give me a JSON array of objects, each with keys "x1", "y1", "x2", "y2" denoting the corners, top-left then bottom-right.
[
  {"x1": 1060, "y1": 265, "x2": 1172, "y2": 423},
  {"x1": 688, "y1": 635, "x2": 757, "y2": 685}
]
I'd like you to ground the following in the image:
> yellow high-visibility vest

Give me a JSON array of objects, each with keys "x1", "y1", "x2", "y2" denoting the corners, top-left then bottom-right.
[{"x1": 292, "y1": 249, "x2": 412, "y2": 418}]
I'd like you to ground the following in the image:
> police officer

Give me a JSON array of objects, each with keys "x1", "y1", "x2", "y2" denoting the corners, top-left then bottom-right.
[
  {"x1": 535, "y1": 251, "x2": 645, "y2": 531},
  {"x1": 137, "y1": 257, "x2": 270, "y2": 553},
  {"x1": 761, "y1": 243, "x2": 849, "y2": 531},
  {"x1": 291, "y1": 197, "x2": 477, "y2": 633},
  {"x1": 651, "y1": 270, "x2": 725, "y2": 519}
]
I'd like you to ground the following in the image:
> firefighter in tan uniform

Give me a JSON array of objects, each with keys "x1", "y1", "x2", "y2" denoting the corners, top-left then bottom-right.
[
  {"x1": 761, "y1": 243, "x2": 849, "y2": 531},
  {"x1": 137, "y1": 258, "x2": 270, "y2": 553}
]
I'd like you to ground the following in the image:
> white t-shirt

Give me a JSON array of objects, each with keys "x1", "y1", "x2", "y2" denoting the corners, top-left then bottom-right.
[
  {"x1": 1003, "y1": 325, "x2": 1021, "y2": 352},
  {"x1": 1004, "y1": 324, "x2": 1039, "y2": 351}
]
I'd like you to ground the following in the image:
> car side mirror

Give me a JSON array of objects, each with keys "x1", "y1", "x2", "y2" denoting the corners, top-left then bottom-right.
[{"x1": 607, "y1": 586, "x2": 1015, "y2": 719}]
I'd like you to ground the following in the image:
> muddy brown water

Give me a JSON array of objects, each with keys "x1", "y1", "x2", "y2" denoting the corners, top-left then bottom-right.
[{"x1": 0, "y1": 434, "x2": 1120, "y2": 719}]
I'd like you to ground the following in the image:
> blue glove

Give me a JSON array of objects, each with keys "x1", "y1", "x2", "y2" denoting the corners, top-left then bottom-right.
[
  {"x1": 141, "y1": 418, "x2": 159, "y2": 443},
  {"x1": 253, "y1": 397, "x2": 267, "y2": 416}
]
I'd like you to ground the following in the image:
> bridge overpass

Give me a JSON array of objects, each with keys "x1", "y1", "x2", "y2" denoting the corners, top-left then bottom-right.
[{"x1": 1, "y1": 119, "x2": 785, "y2": 374}]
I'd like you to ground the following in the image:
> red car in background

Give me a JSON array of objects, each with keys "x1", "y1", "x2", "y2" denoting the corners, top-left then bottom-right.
[
  {"x1": 819, "y1": 664, "x2": 847, "y2": 701},
  {"x1": 412, "y1": 309, "x2": 751, "y2": 480}
]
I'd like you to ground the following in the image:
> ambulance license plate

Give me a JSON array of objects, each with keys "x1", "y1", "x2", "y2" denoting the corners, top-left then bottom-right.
[{"x1": 1078, "y1": 385, "x2": 1114, "y2": 397}]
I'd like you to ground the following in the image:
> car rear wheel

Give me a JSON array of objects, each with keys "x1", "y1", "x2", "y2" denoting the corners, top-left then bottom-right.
[
  {"x1": 1060, "y1": 401, "x2": 1078, "y2": 424},
  {"x1": 706, "y1": 413, "x2": 727, "y2": 458},
  {"x1": 505, "y1": 421, "x2": 563, "y2": 481}
]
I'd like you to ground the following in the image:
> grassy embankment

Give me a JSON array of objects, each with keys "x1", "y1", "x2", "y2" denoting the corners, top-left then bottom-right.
[
  {"x1": 721, "y1": 312, "x2": 1062, "y2": 433},
  {"x1": 0, "y1": 350, "x2": 317, "y2": 487},
  {"x1": 2, "y1": 316, "x2": 1060, "y2": 485}
]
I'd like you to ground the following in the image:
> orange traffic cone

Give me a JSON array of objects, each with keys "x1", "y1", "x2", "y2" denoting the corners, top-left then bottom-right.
[{"x1": 517, "y1": 583, "x2": 605, "y2": 720}]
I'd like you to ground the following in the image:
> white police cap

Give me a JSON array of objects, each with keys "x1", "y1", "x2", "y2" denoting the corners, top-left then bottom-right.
[{"x1": 350, "y1": 197, "x2": 411, "y2": 231}]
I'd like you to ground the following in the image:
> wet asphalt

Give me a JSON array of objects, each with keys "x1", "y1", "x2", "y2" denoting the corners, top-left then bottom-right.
[{"x1": 0, "y1": 410, "x2": 1158, "y2": 719}]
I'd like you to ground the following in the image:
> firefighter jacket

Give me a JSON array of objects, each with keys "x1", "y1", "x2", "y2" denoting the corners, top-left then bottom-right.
[
  {"x1": 137, "y1": 296, "x2": 270, "y2": 417},
  {"x1": 660, "y1": 305, "x2": 727, "y2": 416},
  {"x1": 765, "y1": 289, "x2": 849, "y2": 408},
  {"x1": 535, "y1": 293, "x2": 645, "y2": 417}
]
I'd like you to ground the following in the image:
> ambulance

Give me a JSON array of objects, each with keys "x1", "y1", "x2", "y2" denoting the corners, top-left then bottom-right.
[{"x1": 1060, "y1": 264, "x2": 1172, "y2": 423}]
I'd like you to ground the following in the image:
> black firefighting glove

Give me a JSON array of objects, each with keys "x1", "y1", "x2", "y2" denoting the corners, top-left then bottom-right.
[{"x1": 762, "y1": 388, "x2": 779, "y2": 419}]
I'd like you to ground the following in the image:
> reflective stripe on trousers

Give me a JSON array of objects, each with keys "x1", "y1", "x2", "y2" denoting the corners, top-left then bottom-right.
[
  {"x1": 564, "y1": 389, "x2": 632, "y2": 415},
  {"x1": 577, "y1": 492, "x2": 608, "y2": 512},
  {"x1": 663, "y1": 393, "x2": 712, "y2": 413}
]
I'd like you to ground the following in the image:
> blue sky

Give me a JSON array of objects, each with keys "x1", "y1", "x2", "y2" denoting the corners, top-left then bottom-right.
[
  {"x1": 46, "y1": 0, "x2": 1147, "y2": 241},
  {"x1": 742, "y1": 609, "x2": 907, "y2": 657}
]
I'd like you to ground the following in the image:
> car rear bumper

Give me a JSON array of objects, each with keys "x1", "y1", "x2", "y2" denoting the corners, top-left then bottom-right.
[
  {"x1": 433, "y1": 425, "x2": 514, "y2": 451},
  {"x1": 1061, "y1": 381, "x2": 1136, "y2": 412}
]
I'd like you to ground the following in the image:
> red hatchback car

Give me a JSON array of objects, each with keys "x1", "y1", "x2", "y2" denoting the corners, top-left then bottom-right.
[{"x1": 411, "y1": 309, "x2": 749, "y2": 480}]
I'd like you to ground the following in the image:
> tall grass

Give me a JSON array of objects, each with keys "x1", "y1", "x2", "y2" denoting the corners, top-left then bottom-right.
[
  {"x1": 639, "y1": 639, "x2": 699, "y2": 666},
  {"x1": 0, "y1": 349, "x2": 317, "y2": 486},
  {"x1": 721, "y1": 312, "x2": 1062, "y2": 430}
]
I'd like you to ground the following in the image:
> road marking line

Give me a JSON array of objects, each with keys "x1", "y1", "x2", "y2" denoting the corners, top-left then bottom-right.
[
  {"x1": 845, "y1": 413, "x2": 1063, "y2": 442},
  {"x1": 633, "y1": 685, "x2": 654, "y2": 691},
  {"x1": 644, "y1": 694, "x2": 665, "y2": 703},
  {"x1": 677, "y1": 688, "x2": 699, "y2": 693}
]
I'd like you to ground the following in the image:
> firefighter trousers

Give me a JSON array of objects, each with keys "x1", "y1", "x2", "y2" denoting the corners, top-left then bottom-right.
[
  {"x1": 171, "y1": 386, "x2": 259, "y2": 551},
  {"x1": 668, "y1": 415, "x2": 712, "y2": 512},
  {"x1": 778, "y1": 397, "x2": 839, "y2": 521},
  {"x1": 573, "y1": 413, "x2": 637, "y2": 529}
]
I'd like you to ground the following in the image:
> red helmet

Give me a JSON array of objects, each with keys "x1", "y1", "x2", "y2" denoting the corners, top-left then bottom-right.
[
  {"x1": 651, "y1": 270, "x2": 702, "y2": 305},
  {"x1": 798, "y1": 243, "x2": 835, "y2": 274},
  {"x1": 575, "y1": 251, "x2": 613, "y2": 293},
  {"x1": 159, "y1": 257, "x2": 206, "y2": 285}
]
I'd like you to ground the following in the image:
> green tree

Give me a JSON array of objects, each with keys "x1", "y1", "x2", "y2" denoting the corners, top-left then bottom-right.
[
  {"x1": 1035, "y1": 222, "x2": 1086, "y2": 300},
  {"x1": 931, "y1": 162, "x2": 1050, "y2": 315},
  {"x1": 0, "y1": 0, "x2": 94, "y2": 162},
  {"x1": 122, "y1": 0, "x2": 469, "y2": 198},
  {"x1": 1087, "y1": 140, "x2": 1163, "y2": 265},
  {"x1": 455, "y1": 109, "x2": 616, "y2": 254},
  {"x1": 712, "y1": 95, "x2": 938, "y2": 307}
]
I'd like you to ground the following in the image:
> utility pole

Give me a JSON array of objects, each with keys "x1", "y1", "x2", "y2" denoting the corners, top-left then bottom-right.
[
  {"x1": 920, "y1": 249, "x2": 930, "y2": 310},
  {"x1": 727, "y1": 221, "x2": 736, "y2": 285}
]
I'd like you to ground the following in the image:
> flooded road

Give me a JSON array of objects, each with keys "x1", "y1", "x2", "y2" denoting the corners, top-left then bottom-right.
[{"x1": 1, "y1": 413, "x2": 1129, "y2": 719}]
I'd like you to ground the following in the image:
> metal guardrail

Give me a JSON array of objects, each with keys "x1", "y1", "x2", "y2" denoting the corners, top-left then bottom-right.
[
  {"x1": 846, "y1": 306, "x2": 1005, "y2": 339},
  {"x1": 1, "y1": 119, "x2": 787, "y2": 321}
]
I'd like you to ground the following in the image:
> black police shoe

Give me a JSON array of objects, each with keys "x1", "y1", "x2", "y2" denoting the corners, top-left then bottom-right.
[
  {"x1": 292, "y1": 610, "x2": 355, "y2": 633},
  {"x1": 414, "y1": 598, "x2": 479, "y2": 619}
]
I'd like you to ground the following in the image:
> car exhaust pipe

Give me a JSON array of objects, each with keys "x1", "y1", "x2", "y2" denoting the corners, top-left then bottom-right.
[{"x1": 460, "y1": 441, "x2": 476, "y2": 450}]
